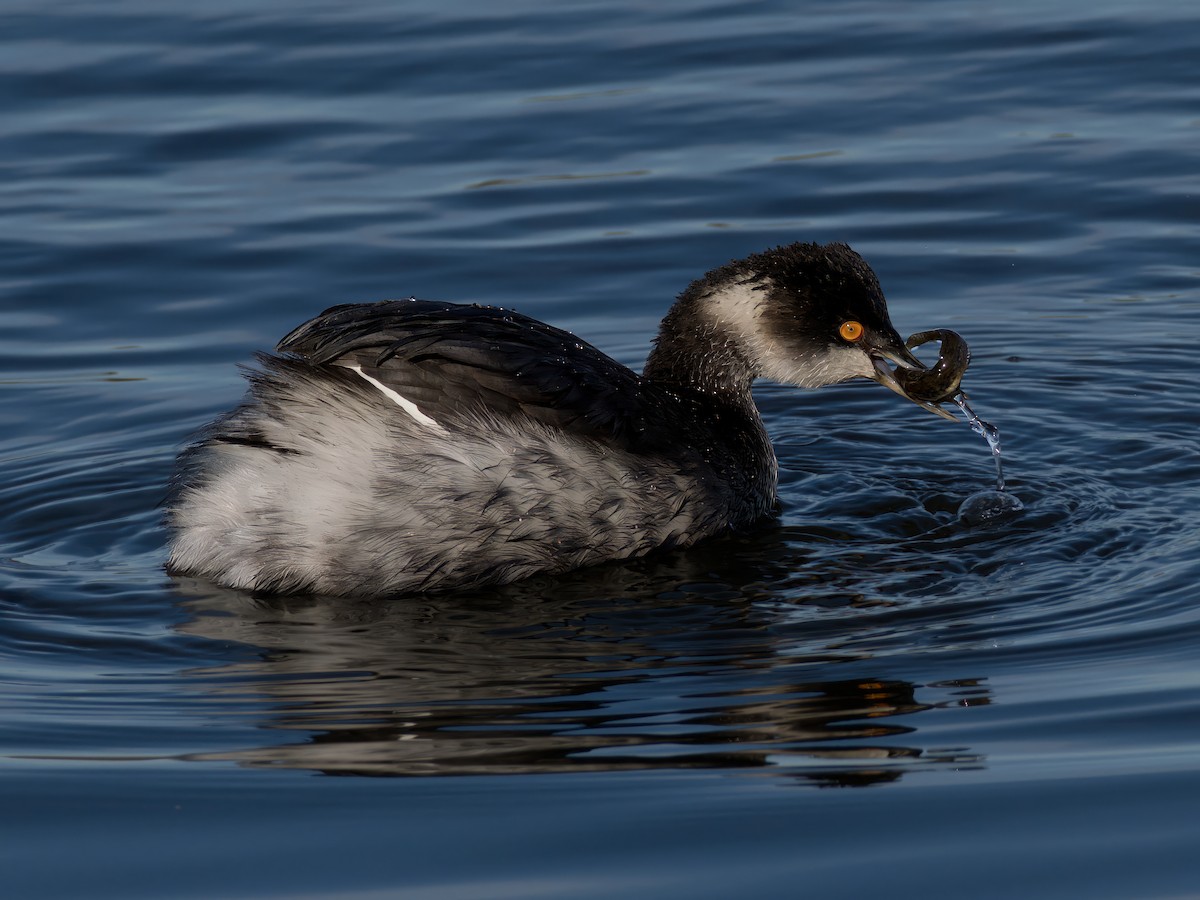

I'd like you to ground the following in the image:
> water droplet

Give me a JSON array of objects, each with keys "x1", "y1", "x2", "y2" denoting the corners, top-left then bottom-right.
[
  {"x1": 953, "y1": 394, "x2": 1006, "y2": 491},
  {"x1": 951, "y1": 393, "x2": 1024, "y2": 524}
]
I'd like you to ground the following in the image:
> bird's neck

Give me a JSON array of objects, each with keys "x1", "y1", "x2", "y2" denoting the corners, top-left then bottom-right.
[{"x1": 643, "y1": 296, "x2": 757, "y2": 401}]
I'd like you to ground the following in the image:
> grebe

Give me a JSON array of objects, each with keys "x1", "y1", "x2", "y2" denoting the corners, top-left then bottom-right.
[{"x1": 167, "y1": 242, "x2": 948, "y2": 597}]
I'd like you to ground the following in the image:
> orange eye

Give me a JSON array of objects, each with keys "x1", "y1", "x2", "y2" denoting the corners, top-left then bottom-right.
[{"x1": 839, "y1": 320, "x2": 864, "y2": 342}]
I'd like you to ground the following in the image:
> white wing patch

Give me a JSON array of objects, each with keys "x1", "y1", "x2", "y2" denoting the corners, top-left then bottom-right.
[{"x1": 344, "y1": 364, "x2": 446, "y2": 431}]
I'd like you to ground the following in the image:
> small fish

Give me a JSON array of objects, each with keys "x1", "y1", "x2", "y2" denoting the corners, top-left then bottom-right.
[{"x1": 894, "y1": 329, "x2": 971, "y2": 404}]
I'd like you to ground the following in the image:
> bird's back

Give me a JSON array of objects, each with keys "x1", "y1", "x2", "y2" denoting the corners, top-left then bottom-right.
[{"x1": 166, "y1": 300, "x2": 776, "y2": 596}]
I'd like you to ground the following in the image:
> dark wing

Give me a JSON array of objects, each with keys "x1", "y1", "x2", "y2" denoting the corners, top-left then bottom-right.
[{"x1": 275, "y1": 299, "x2": 673, "y2": 452}]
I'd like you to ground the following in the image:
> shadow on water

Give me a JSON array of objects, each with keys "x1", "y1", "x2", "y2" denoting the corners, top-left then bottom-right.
[{"x1": 169, "y1": 529, "x2": 991, "y2": 785}]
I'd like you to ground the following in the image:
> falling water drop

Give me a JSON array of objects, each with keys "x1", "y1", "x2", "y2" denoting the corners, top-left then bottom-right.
[
  {"x1": 952, "y1": 393, "x2": 1024, "y2": 525},
  {"x1": 954, "y1": 394, "x2": 1006, "y2": 491}
]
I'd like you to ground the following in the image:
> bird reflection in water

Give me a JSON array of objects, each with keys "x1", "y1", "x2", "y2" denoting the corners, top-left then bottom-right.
[{"x1": 170, "y1": 542, "x2": 990, "y2": 786}]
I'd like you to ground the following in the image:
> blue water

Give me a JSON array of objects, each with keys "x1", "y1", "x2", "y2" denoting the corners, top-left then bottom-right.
[{"x1": 4, "y1": 1, "x2": 1200, "y2": 897}]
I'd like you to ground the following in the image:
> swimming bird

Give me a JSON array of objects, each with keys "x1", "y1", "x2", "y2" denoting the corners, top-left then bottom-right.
[{"x1": 166, "y1": 241, "x2": 946, "y2": 597}]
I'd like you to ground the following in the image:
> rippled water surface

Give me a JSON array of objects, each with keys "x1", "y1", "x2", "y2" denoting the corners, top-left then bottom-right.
[{"x1": 4, "y1": 2, "x2": 1200, "y2": 897}]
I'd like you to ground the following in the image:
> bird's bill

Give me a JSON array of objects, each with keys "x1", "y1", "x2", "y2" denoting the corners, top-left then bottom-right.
[{"x1": 868, "y1": 348, "x2": 959, "y2": 421}]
